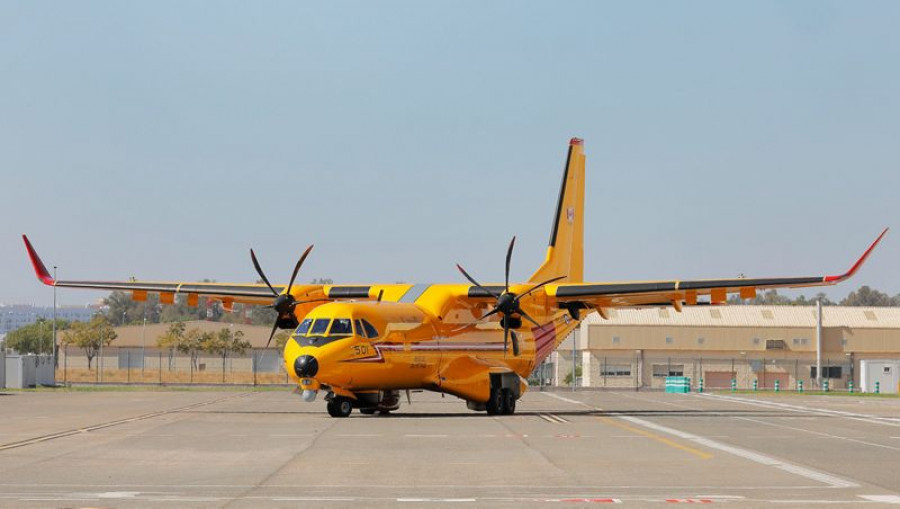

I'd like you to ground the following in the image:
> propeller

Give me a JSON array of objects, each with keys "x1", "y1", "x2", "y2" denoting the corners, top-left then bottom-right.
[
  {"x1": 250, "y1": 245, "x2": 321, "y2": 350},
  {"x1": 455, "y1": 236, "x2": 565, "y2": 356}
]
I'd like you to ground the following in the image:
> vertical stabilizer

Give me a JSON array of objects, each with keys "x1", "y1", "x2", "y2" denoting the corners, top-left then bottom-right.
[{"x1": 529, "y1": 138, "x2": 585, "y2": 284}]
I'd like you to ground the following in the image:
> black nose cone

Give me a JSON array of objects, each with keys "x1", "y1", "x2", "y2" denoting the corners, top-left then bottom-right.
[{"x1": 294, "y1": 355, "x2": 318, "y2": 377}]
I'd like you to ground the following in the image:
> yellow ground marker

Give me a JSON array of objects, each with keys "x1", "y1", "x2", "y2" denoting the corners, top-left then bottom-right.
[{"x1": 595, "y1": 416, "x2": 713, "y2": 460}]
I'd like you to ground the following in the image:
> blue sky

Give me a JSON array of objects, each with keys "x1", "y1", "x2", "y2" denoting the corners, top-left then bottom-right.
[{"x1": 1, "y1": 1, "x2": 897, "y2": 306}]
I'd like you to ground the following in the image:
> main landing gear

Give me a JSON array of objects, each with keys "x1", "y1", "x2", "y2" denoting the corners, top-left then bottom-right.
[
  {"x1": 327, "y1": 396, "x2": 353, "y2": 418},
  {"x1": 486, "y1": 386, "x2": 516, "y2": 416}
]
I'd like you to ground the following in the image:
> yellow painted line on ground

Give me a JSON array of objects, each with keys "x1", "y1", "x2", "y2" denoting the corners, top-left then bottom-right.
[{"x1": 595, "y1": 415, "x2": 713, "y2": 460}]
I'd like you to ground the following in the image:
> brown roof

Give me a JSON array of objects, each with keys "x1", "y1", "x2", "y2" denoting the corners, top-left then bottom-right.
[{"x1": 110, "y1": 321, "x2": 276, "y2": 348}]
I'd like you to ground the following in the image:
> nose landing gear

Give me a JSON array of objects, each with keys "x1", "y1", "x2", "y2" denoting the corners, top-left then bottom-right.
[
  {"x1": 326, "y1": 396, "x2": 353, "y2": 418},
  {"x1": 486, "y1": 386, "x2": 516, "y2": 415}
]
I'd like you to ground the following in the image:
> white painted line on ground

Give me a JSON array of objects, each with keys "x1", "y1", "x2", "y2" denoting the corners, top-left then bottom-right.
[
  {"x1": 700, "y1": 393, "x2": 900, "y2": 428},
  {"x1": 543, "y1": 391, "x2": 859, "y2": 489},
  {"x1": 619, "y1": 416, "x2": 859, "y2": 489},
  {"x1": 736, "y1": 416, "x2": 900, "y2": 453},
  {"x1": 860, "y1": 495, "x2": 900, "y2": 504},
  {"x1": 404, "y1": 434, "x2": 449, "y2": 438},
  {"x1": 544, "y1": 393, "x2": 583, "y2": 405}
]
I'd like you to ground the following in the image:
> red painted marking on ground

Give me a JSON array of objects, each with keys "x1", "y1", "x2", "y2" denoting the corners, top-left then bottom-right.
[
  {"x1": 666, "y1": 499, "x2": 713, "y2": 504},
  {"x1": 560, "y1": 498, "x2": 620, "y2": 503}
]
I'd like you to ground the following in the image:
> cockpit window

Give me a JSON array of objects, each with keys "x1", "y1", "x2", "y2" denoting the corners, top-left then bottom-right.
[
  {"x1": 295, "y1": 319, "x2": 312, "y2": 335},
  {"x1": 354, "y1": 319, "x2": 365, "y2": 338},
  {"x1": 329, "y1": 318, "x2": 353, "y2": 336},
  {"x1": 310, "y1": 318, "x2": 330, "y2": 335},
  {"x1": 361, "y1": 319, "x2": 379, "y2": 338}
]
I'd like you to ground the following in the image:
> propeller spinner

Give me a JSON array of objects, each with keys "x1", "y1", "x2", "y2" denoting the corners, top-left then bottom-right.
[
  {"x1": 250, "y1": 245, "x2": 318, "y2": 350},
  {"x1": 455, "y1": 236, "x2": 565, "y2": 356}
]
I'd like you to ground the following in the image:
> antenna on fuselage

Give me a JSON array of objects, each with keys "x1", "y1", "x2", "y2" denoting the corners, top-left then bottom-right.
[{"x1": 377, "y1": 289, "x2": 384, "y2": 303}]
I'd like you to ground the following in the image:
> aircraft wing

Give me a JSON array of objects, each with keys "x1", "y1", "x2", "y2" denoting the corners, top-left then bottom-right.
[
  {"x1": 545, "y1": 228, "x2": 888, "y2": 312},
  {"x1": 22, "y1": 235, "x2": 323, "y2": 307}
]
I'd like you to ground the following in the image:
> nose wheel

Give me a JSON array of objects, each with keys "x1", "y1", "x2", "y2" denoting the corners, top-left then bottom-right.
[{"x1": 327, "y1": 396, "x2": 353, "y2": 418}]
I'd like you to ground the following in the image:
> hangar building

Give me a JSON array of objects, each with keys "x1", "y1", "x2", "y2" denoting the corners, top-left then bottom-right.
[{"x1": 550, "y1": 305, "x2": 900, "y2": 392}]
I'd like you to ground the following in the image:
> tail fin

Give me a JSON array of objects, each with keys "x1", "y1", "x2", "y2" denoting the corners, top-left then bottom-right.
[{"x1": 529, "y1": 138, "x2": 585, "y2": 284}]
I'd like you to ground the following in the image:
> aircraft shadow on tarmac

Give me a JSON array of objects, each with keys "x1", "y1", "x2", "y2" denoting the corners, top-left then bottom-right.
[{"x1": 181, "y1": 408, "x2": 801, "y2": 419}]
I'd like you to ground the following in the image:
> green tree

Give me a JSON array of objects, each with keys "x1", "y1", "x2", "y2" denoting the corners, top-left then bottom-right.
[
  {"x1": 563, "y1": 365, "x2": 583, "y2": 386},
  {"x1": 156, "y1": 322, "x2": 187, "y2": 370},
  {"x1": 4, "y1": 318, "x2": 69, "y2": 354},
  {"x1": 204, "y1": 327, "x2": 251, "y2": 359},
  {"x1": 178, "y1": 328, "x2": 213, "y2": 370},
  {"x1": 62, "y1": 316, "x2": 116, "y2": 369},
  {"x1": 841, "y1": 286, "x2": 894, "y2": 307}
]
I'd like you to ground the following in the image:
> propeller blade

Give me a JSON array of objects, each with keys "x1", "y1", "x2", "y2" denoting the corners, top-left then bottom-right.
[
  {"x1": 264, "y1": 320, "x2": 280, "y2": 350},
  {"x1": 518, "y1": 309, "x2": 541, "y2": 328},
  {"x1": 504, "y1": 236, "x2": 516, "y2": 293},
  {"x1": 516, "y1": 275, "x2": 567, "y2": 301},
  {"x1": 503, "y1": 324, "x2": 509, "y2": 357},
  {"x1": 478, "y1": 307, "x2": 501, "y2": 321},
  {"x1": 286, "y1": 245, "x2": 314, "y2": 296},
  {"x1": 511, "y1": 330, "x2": 520, "y2": 356},
  {"x1": 456, "y1": 264, "x2": 500, "y2": 298},
  {"x1": 250, "y1": 249, "x2": 277, "y2": 296}
]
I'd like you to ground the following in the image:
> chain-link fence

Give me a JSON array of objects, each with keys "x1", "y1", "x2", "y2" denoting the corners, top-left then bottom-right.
[
  {"x1": 57, "y1": 345, "x2": 292, "y2": 385},
  {"x1": 557, "y1": 351, "x2": 858, "y2": 391}
]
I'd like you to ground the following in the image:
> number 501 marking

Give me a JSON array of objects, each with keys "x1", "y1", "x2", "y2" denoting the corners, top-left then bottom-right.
[{"x1": 352, "y1": 345, "x2": 370, "y2": 356}]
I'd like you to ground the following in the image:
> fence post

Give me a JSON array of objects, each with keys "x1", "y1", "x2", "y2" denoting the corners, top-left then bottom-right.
[
  {"x1": 190, "y1": 355, "x2": 193, "y2": 384},
  {"x1": 253, "y1": 350, "x2": 257, "y2": 386},
  {"x1": 64, "y1": 345, "x2": 68, "y2": 385},
  {"x1": 127, "y1": 350, "x2": 131, "y2": 383},
  {"x1": 158, "y1": 351, "x2": 162, "y2": 385}
]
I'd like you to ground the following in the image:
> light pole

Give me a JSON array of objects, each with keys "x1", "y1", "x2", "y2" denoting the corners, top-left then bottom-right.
[
  {"x1": 52, "y1": 266, "x2": 57, "y2": 367},
  {"x1": 141, "y1": 316, "x2": 147, "y2": 373}
]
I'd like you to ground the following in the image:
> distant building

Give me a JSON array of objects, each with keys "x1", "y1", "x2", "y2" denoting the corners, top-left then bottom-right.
[
  {"x1": 0, "y1": 304, "x2": 98, "y2": 334},
  {"x1": 549, "y1": 305, "x2": 900, "y2": 392}
]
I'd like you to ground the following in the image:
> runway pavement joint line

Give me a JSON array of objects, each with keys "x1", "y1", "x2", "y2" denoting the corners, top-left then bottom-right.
[{"x1": 0, "y1": 392, "x2": 253, "y2": 452}]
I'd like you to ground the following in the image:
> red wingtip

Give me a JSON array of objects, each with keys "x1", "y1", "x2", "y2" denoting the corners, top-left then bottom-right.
[
  {"x1": 824, "y1": 227, "x2": 889, "y2": 283},
  {"x1": 570, "y1": 137, "x2": 584, "y2": 146},
  {"x1": 22, "y1": 235, "x2": 55, "y2": 286}
]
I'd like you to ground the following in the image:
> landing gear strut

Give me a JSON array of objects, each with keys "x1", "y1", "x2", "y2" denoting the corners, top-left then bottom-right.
[{"x1": 327, "y1": 396, "x2": 353, "y2": 418}]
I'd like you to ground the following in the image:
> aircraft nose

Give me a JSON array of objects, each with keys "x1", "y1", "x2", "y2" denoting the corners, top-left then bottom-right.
[{"x1": 294, "y1": 355, "x2": 319, "y2": 378}]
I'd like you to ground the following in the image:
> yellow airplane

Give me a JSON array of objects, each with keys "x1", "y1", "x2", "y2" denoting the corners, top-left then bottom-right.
[{"x1": 23, "y1": 138, "x2": 888, "y2": 418}]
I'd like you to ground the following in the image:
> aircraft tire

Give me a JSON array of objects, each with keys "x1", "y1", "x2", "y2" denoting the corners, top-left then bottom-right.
[
  {"x1": 327, "y1": 397, "x2": 353, "y2": 418},
  {"x1": 501, "y1": 389, "x2": 516, "y2": 415},
  {"x1": 359, "y1": 408, "x2": 377, "y2": 415},
  {"x1": 486, "y1": 387, "x2": 503, "y2": 416}
]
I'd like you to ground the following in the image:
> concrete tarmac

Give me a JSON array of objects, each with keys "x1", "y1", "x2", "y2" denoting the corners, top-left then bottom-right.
[{"x1": 1, "y1": 388, "x2": 900, "y2": 507}]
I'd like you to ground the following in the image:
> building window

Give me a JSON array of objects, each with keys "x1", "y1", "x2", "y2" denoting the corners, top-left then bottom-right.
[
  {"x1": 766, "y1": 340, "x2": 786, "y2": 350},
  {"x1": 697, "y1": 337, "x2": 705, "y2": 345},
  {"x1": 601, "y1": 364, "x2": 631, "y2": 376},
  {"x1": 810, "y1": 366, "x2": 843, "y2": 379},
  {"x1": 665, "y1": 336, "x2": 673, "y2": 344},
  {"x1": 652, "y1": 364, "x2": 685, "y2": 377},
  {"x1": 752, "y1": 337, "x2": 761, "y2": 345},
  {"x1": 792, "y1": 338, "x2": 800, "y2": 345},
  {"x1": 612, "y1": 336, "x2": 620, "y2": 344}
]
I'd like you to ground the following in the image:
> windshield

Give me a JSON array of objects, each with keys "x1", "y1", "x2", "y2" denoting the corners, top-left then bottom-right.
[
  {"x1": 310, "y1": 318, "x2": 330, "y2": 335},
  {"x1": 295, "y1": 319, "x2": 312, "y2": 335},
  {"x1": 330, "y1": 318, "x2": 353, "y2": 336}
]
